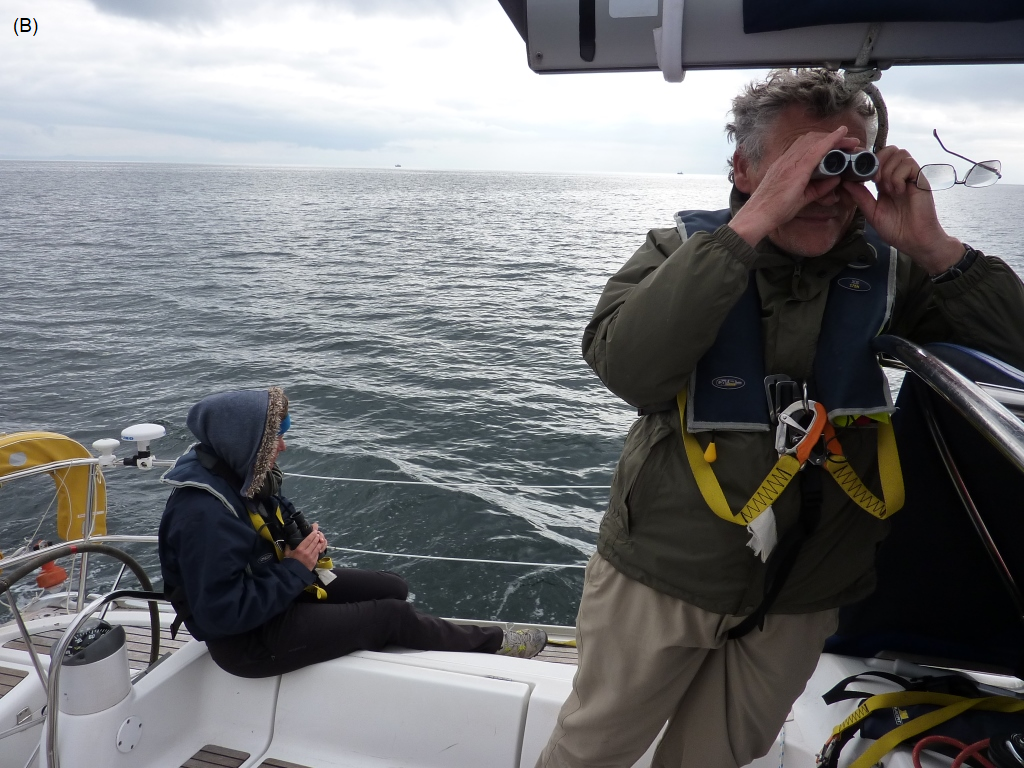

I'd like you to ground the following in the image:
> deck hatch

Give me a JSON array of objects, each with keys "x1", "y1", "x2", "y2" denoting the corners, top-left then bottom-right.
[
  {"x1": 0, "y1": 666, "x2": 29, "y2": 697},
  {"x1": 181, "y1": 744, "x2": 250, "y2": 768}
]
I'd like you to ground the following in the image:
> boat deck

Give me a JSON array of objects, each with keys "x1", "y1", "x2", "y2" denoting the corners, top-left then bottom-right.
[
  {"x1": 2, "y1": 622, "x2": 578, "y2": 666},
  {"x1": 0, "y1": 611, "x2": 581, "y2": 768},
  {"x1": 3, "y1": 623, "x2": 191, "y2": 669}
]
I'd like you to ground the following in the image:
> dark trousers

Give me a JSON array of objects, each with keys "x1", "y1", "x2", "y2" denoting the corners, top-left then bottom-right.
[{"x1": 207, "y1": 568, "x2": 504, "y2": 678}]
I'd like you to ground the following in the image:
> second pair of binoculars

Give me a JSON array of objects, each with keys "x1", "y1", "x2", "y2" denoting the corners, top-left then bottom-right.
[{"x1": 810, "y1": 149, "x2": 879, "y2": 181}]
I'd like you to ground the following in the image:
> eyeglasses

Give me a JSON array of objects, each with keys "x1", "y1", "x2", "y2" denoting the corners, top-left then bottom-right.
[{"x1": 916, "y1": 130, "x2": 1002, "y2": 191}]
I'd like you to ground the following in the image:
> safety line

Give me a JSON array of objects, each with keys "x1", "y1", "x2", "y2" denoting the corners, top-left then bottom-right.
[
  {"x1": 329, "y1": 546, "x2": 588, "y2": 569},
  {"x1": 284, "y1": 472, "x2": 609, "y2": 490}
]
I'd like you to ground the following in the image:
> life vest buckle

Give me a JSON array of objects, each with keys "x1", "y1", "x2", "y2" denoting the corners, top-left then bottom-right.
[{"x1": 764, "y1": 374, "x2": 800, "y2": 425}]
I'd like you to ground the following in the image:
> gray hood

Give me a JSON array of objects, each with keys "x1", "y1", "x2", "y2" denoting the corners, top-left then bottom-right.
[{"x1": 185, "y1": 387, "x2": 286, "y2": 498}]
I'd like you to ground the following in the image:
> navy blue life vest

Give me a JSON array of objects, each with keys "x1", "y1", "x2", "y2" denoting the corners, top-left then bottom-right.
[{"x1": 675, "y1": 209, "x2": 897, "y2": 432}]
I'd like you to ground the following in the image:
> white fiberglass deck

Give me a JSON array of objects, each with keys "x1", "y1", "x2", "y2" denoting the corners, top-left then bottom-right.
[
  {"x1": 4, "y1": 609, "x2": 1019, "y2": 768},
  {"x1": 0, "y1": 610, "x2": 595, "y2": 768}
]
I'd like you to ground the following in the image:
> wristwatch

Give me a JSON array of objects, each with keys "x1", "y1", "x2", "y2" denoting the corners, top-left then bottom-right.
[{"x1": 930, "y1": 244, "x2": 979, "y2": 284}]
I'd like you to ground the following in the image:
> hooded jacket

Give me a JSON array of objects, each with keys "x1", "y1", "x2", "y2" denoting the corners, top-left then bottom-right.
[
  {"x1": 587, "y1": 189, "x2": 1024, "y2": 616},
  {"x1": 159, "y1": 388, "x2": 314, "y2": 641}
]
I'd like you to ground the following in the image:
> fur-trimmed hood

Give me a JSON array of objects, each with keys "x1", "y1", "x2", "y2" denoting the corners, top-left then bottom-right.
[{"x1": 184, "y1": 387, "x2": 287, "y2": 498}]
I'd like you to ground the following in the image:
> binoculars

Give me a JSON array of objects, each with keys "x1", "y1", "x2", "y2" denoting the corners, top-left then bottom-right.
[
  {"x1": 282, "y1": 507, "x2": 315, "y2": 550},
  {"x1": 810, "y1": 149, "x2": 879, "y2": 181}
]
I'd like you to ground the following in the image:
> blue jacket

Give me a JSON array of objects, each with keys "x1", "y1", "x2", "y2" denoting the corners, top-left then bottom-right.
[{"x1": 158, "y1": 390, "x2": 313, "y2": 641}]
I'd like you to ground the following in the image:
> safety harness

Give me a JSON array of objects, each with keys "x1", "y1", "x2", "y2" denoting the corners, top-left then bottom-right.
[
  {"x1": 680, "y1": 391, "x2": 904, "y2": 530},
  {"x1": 667, "y1": 208, "x2": 906, "y2": 637},
  {"x1": 246, "y1": 499, "x2": 333, "y2": 601},
  {"x1": 817, "y1": 671, "x2": 1024, "y2": 768},
  {"x1": 680, "y1": 388, "x2": 904, "y2": 639}
]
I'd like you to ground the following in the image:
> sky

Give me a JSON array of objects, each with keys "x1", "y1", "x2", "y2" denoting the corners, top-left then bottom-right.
[{"x1": 2, "y1": 0, "x2": 1023, "y2": 181}]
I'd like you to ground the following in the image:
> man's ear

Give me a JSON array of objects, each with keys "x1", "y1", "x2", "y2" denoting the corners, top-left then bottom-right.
[{"x1": 733, "y1": 149, "x2": 756, "y2": 194}]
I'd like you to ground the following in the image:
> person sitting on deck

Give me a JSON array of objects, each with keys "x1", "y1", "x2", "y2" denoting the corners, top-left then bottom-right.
[{"x1": 159, "y1": 386, "x2": 546, "y2": 677}]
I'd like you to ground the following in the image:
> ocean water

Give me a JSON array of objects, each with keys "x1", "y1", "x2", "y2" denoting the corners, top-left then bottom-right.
[{"x1": 1, "y1": 161, "x2": 1022, "y2": 626}]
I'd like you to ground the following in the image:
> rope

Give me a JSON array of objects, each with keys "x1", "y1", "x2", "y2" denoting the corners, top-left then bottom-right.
[
  {"x1": 843, "y1": 23, "x2": 889, "y2": 150},
  {"x1": 862, "y1": 83, "x2": 889, "y2": 150},
  {"x1": 283, "y1": 472, "x2": 609, "y2": 490},
  {"x1": 25, "y1": 485, "x2": 58, "y2": 549},
  {"x1": 913, "y1": 736, "x2": 994, "y2": 768},
  {"x1": 328, "y1": 545, "x2": 588, "y2": 569}
]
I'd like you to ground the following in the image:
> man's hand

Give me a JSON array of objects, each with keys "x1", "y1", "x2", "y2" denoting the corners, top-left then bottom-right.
[
  {"x1": 729, "y1": 127, "x2": 859, "y2": 247},
  {"x1": 841, "y1": 145, "x2": 964, "y2": 274},
  {"x1": 284, "y1": 523, "x2": 328, "y2": 571}
]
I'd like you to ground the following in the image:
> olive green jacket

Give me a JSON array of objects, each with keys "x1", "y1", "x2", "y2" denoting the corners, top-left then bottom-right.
[{"x1": 587, "y1": 191, "x2": 1024, "y2": 616}]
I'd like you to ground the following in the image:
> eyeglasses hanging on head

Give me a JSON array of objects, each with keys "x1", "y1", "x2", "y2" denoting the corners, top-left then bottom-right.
[{"x1": 916, "y1": 129, "x2": 1002, "y2": 191}]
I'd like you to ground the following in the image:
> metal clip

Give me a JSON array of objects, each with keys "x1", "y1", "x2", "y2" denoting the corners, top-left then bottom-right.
[
  {"x1": 775, "y1": 400, "x2": 827, "y2": 464},
  {"x1": 764, "y1": 375, "x2": 798, "y2": 425},
  {"x1": 815, "y1": 737, "x2": 836, "y2": 768}
]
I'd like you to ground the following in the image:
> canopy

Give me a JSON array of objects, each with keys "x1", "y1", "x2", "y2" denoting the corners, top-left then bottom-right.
[
  {"x1": 745, "y1": 0, "x2": 1024, "y2": 33},
  {"x1": 499, "y1": 0, "x2": 1024, "y2": 75},
  {"x1": 0, "y1": 432, "x2": 107, "y2": 540}
]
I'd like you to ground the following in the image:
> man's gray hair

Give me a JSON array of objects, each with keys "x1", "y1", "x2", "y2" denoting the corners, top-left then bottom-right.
[{"x1": 726, "y1": 69, "x2": 877, "y2": 181}]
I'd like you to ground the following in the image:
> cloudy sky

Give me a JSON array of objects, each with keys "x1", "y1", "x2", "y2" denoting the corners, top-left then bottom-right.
[{"x1": 2, "y1": 0, "x2": 1023, "y2": 180}]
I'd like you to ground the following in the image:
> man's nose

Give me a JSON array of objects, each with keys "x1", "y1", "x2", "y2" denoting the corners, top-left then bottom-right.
[
  {"x1": 277, "y1": 436, "x2": 287, "y2": 452},
  {"x1": 817, "y1": 186, "x2": 841, "y2": 206}
]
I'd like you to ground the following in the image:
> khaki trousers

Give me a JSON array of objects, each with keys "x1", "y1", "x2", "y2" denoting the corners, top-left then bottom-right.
[{"x1": 537, "y1": 554, "x2": 839, "y2": 768}]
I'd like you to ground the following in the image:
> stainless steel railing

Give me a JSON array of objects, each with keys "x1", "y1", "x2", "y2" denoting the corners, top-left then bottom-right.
[{"x1": 874, "y1": 335, "x2": 1024, "y2": 474}]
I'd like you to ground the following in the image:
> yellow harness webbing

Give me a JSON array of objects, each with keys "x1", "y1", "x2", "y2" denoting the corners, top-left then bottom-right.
[
  {"x1": 248, "y1": 506, "x2": 286, "y2": 558},
  {"x1": 678, "y1": 391, "x2": 803, "y2": 526},
  {"x1": 822, "y1": 418, "x2": 905, "y2": 519},
  {"x1": 828, "y1": 691, "x2": 1024, "y2": 768},
  {"x1": 678, "y1": 391, "x2": 904, "y2": 523},
  {"x1": 247, "y1": 505, "x2": 329, "y2": 600}
]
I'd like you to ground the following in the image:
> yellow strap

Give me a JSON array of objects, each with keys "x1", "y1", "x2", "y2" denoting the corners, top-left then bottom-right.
[
  {"x1": 823, "y1": 421, "x2": 904, "y2": 520},
  {"x1": 737, "y1": 455, "x2": 801, "y2": 525},
  {"x1": 832, "y1": 691, "x2": 981, "y2": 736},
  {"x1": 679, "y1": 391, "x2": 735, "y2": 522},
  {"x1": 677, "y1": 391, "x2": 801, "y2": 525},
  {"x1": 247, "y1": 507, "x2": 331, "y2": 600},
  {"x1": 247, "y1": 509, "x2": 285, "y2": 560},
  {"x1": 825, "y1": 458, "x2": 888, "y2": 518},
  {"x1": 305, "y1": 584, "x2": 328, "y2": 599},
  {"x1": 678, "y1": 391, "x2": 904, "y2": 524},
  {"x1": 304, "y1": 558, "x2": 334, "y2": 600},
  {"x1": 877, "y1": 419, "x2": 905, "y2": 515},
  {"x1": 842, "y1": 694, "x2": 1024, "y2": 768}
]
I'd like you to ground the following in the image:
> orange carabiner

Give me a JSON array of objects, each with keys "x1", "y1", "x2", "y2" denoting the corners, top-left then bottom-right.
[{"x1": 794, "y1": 401, "x2": 828, "y2": 464}]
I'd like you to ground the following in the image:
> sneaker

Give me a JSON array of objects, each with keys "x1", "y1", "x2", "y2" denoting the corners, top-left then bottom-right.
[{"x1": 497, "y1": 627, "x2": 548, "y2": 659}]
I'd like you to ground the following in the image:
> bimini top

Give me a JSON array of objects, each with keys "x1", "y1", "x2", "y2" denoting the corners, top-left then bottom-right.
[
  {"x1": 0, "y1": 432, "x2": 107, "y2": 541},
  {"x1": 497, "y1": 0, "x2": 1024, "y2": 76}
]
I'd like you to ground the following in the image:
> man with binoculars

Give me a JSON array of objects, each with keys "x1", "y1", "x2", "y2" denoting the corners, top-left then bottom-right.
[
  {"x1": 538, "y1": 69, "x2": 1024, "y2": 768},
  {"x1": 159, "y1": 387, "x2": 547, "y2": 677}
]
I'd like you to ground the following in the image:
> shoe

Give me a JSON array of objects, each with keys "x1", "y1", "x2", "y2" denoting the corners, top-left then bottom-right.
[{"x1": 497, "y1": 627, "x2": 547, "y2": 659}]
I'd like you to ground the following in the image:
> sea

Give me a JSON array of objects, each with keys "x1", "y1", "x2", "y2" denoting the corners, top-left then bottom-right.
[{"x1": 1, "y1": 161, "x2": 1022, "y2": 627}]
